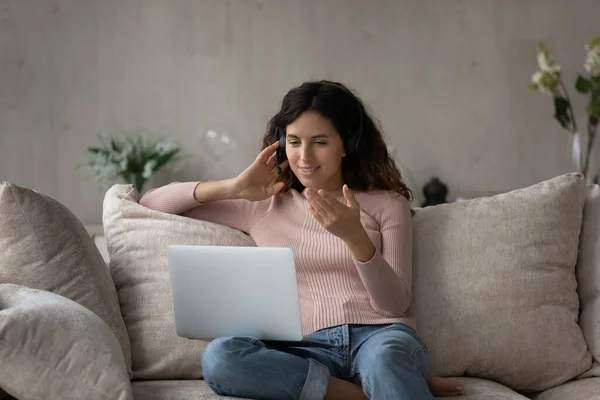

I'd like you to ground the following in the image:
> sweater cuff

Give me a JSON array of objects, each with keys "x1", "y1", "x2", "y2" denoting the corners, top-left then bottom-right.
[
  {"x1": 352, "y1": 249, "x2": 379, "y2": 267},
  {"x1": 191, "y1": 181, "x2": 203, "y2": 203}
]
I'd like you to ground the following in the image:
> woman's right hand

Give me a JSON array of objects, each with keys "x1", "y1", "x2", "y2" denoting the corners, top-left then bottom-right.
[{"x1": 234, "y1": 142, "x2": 289, "y2": 201}]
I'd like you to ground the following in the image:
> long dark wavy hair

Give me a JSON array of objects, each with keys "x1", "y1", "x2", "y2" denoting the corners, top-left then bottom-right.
[{"x1": 261, "y1": 80, "x2": 413, "y2": 203}]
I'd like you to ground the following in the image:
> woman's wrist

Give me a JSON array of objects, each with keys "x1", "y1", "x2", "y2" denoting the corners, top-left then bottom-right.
[
  {"x1": 343, "y1": 228, "x2": 376, "y2": 262},
  {"x1": 193, "y1": 179, "x2": 240, "y2": 203}
]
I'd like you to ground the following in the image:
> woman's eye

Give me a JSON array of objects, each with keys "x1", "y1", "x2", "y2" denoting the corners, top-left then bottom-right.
[{"x1": 287, "y1": 140, "x2": 327, "y2": 146}]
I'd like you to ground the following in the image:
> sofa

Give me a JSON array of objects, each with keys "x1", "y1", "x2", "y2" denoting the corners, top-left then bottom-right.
[{"x1": 1, "y1": 172, "x2": 600, "y2": 399}]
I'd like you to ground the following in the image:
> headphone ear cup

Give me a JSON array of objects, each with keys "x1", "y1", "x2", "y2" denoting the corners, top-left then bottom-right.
[{"x1": 278, "y1": 127, "x2": 287, "y2": 157}]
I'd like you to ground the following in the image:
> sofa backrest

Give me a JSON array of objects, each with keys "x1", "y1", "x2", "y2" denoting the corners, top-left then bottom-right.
[
  {"x1": 410, "y1": 173, "x2": 591, "y2": 392},
  {"x1": 103, "y1": 183, "x2": 256, "y2": 380},
  {"x1": 101, "y1": 173, "x2": 599, "y2": 393}
]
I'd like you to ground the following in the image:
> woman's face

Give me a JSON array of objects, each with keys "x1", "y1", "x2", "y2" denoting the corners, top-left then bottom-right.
[{"x1": 285, "y1": 111, "x2": 346, "y2": 191}]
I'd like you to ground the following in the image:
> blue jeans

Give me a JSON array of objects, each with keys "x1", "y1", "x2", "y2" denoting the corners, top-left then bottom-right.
[{"x1": 201, "y1": 323, "x2": 434, "y2": 400}]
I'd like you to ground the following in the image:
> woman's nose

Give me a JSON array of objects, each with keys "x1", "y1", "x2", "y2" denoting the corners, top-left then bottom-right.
[{"x1": 300, "y1": 145, "x2": 314, "y2": 161}]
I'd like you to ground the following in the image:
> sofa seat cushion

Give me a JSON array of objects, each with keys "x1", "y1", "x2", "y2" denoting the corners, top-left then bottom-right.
[
  {"x1": 411, "y1": 173, "x2": 591, "y2": 392},
  {"x1": 132, "y1": 380, "x2": 236, "y2": 400},
  {"x1": 532, "y1": 377, "x2": 600, "y2": 400},
  {"x1": 131, "y1": 378, "x2": 530, "y2": 400},
  {"x1": 456, "y1": 378, "x2": 531, "y2": 399},
  {"x1": 103, "y1": 184, "x2": 256, "y2": 380}
]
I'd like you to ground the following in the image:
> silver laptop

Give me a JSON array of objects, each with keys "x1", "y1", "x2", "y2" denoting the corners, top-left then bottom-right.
[{"x1": 167, "y1": 245, "x2": 304, "y2": 342}]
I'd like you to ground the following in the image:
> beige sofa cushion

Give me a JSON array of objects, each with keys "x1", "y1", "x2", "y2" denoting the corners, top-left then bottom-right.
[
  {"x1": 452, "y1": 378, "x2": 530, "y2": 399},
  {"x1": 0, "y1": 284, "x2": 132, "y2": 400},
  {"x1": 411, "y1": 173, "x2": 591, "y2": 392},
  {"x1": 577, "y1": 185, "x2": 600, "y2": 378},
  {"x1": 103, "y1": 184, "x2": 256, "y2": 380},
  {"x1": 130, "y1": 378, "x2": 530, "y2": 400},
  {"x1": 532, "y1": 377, "x2": 600, "y2": 400},
  {"x1": 132, "y1": 381, "x2": 237, "y2": 400},
  {"x1": 0, "y1": 182, "x2": 131, "y2": 376}
]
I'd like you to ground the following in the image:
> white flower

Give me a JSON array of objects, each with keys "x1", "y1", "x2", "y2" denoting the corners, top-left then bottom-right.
[
  {"x1": 536, "y1": 42, "x2": 561, "y2": 73},
  {"x1": 530, "y1": 70, "x2": 560, "y2": 95},
  {"x1": 537, "y1": 51, "x2": 561, "y2": 74},
  {"x1": 142, "y1": 159, "x2": 157, "y2": 179},
  {"x1": 528, "y1": 42, "x2": 562, "y2": 96},
  {"x1": 584, "y1": 37, "x2": 600, "y2": 76},
  {"x1": 121, "y1": 141, "x2": 133, "y2": 161},
  {"x1": 155, "y1": 141, "x2": 175, "y2": 155},
  {"x1": 119, "y1": 158, "x2": 128, "y2": 172}
]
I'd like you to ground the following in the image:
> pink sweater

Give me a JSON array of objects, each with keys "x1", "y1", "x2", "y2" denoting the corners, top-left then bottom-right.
[{"x1": 140, "y1": 182, "x2": 415, "y2": 335}]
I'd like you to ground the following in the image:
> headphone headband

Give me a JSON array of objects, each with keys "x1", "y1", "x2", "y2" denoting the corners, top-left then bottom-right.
[{"x1": 319, "y1": 81, "x2": 364, "y2": 142}]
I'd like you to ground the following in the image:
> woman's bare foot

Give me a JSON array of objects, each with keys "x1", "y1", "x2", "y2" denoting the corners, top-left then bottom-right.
[{"x1": 428, "y1": 376, "x2": 466, "y2": 397}]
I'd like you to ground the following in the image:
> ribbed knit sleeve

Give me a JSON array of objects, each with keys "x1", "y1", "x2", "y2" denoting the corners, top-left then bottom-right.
[
  {"x1": 139, "y1": 181, "x2": 272, "y2": 233},
  {"x1": 353, "y1": 193, "x2": 412, "y2": 316},
  {"x1": 139, "y1": 182, "x2": 203, "y2": 215}
]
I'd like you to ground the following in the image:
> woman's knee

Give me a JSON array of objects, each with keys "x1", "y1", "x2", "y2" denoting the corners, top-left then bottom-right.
[
  {"x1": 201, "y1": 336, "x2": 260, "y2": 382},
  {"x1": 356, "y1": 329, "x2": 433, "y2": 398},
  {"x1": 359, "y1": 329, "x2": 428, "y2": 373}
]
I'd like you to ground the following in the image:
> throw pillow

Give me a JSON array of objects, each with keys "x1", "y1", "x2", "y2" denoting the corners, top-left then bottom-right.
[
  {"x1": 0, "y1": 284, "x2": 132, "y2": 400},
  {"x1": 411, "y1": 173, "x2": 591, "y2": 392},
  {"x1": 103, "y1": 184, "x2": 256, "y2": 380},
  {"x1": 0, "y1": 182, "x2": 131, "y2": 376},
  {"x1": 576, "y1": 184, "x2": 600, "y2": 378}
]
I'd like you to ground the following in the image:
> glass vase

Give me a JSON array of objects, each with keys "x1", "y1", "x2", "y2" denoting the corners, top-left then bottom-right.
[{"x1": 570, "y1": 131, "x2": 583, "y2": 174}]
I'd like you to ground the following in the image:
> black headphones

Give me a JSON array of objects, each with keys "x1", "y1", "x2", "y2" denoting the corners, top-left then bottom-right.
[{"x1": 276, "y1": 82, "x2": 364, "y2": 174}]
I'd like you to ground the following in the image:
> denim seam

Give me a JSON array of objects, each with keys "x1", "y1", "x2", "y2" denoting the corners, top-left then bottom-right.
[
  {"x1": 355, "y1": 370, "x2": 371, "y2": 397},
  {"x1": 204, "y1": 379, "x2": 234, "y2": 396},
  {"x1": 411, "y1": 346, "x2": 425, "y2": 361},
  {"x1": 245, "y1": 336, "x2": 262, "y2": 345},
  {"x1": 342, "y1": 324, "x2": 351, "y2": 374},
  {"x1": 411, "y1": 345, "x2": 431, "y2": 380}
]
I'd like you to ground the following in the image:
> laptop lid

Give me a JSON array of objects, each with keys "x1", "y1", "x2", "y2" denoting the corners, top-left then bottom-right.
[{"x1": 167, "y1": 245, "x2": 303, "y2": 341}]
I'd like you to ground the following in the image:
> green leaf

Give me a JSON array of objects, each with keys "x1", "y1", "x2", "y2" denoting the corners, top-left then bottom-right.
[
  {"x1": 576, "y1": 75, "x2": 594, "y2": 93},
  {"x1": 588, "y1": 98, "x2": 600, "y2": 118},
  {"x1": 588, "y1": 36, "x2": 600, "y2": 49},
  {"x1": 152, "y1": 149, "x2": 180, "y2": 172},
  {"x1": 554, "y1": 96, "x2": 571, "y2": 129},
  {"x1": 87, "y1": 147, "x2": 101, "y2": 153}
]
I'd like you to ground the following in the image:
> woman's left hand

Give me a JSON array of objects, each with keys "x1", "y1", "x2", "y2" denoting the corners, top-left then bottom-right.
[
  {"x1": 306, "y1": 184, "x2": 376, "y2": 262},
  {"x1": 305, "y1": 184, "x2": 364, "y2": 241}
]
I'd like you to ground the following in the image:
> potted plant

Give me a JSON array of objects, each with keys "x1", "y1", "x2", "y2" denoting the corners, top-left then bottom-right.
[
  {"x1": 84, "y1": 131, "x2": 185, "y2": 192},
  {"x1": 528, "y1": 36, "x2": 600, "y2": 180}
]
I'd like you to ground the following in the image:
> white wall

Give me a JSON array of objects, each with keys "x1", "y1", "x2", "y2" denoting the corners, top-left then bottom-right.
[{"x1": 1, "y1": 0, "x2": 599, "y2": 223}]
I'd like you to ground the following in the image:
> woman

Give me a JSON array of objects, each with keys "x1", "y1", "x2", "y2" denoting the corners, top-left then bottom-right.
[{"x1": 140, "y1": 81, "x2": 465, "y2": 400}]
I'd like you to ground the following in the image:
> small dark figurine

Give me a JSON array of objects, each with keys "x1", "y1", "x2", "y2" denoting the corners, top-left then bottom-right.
[{"x1": 422, "y1": 177, "x2": 448, "y2": 207}]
